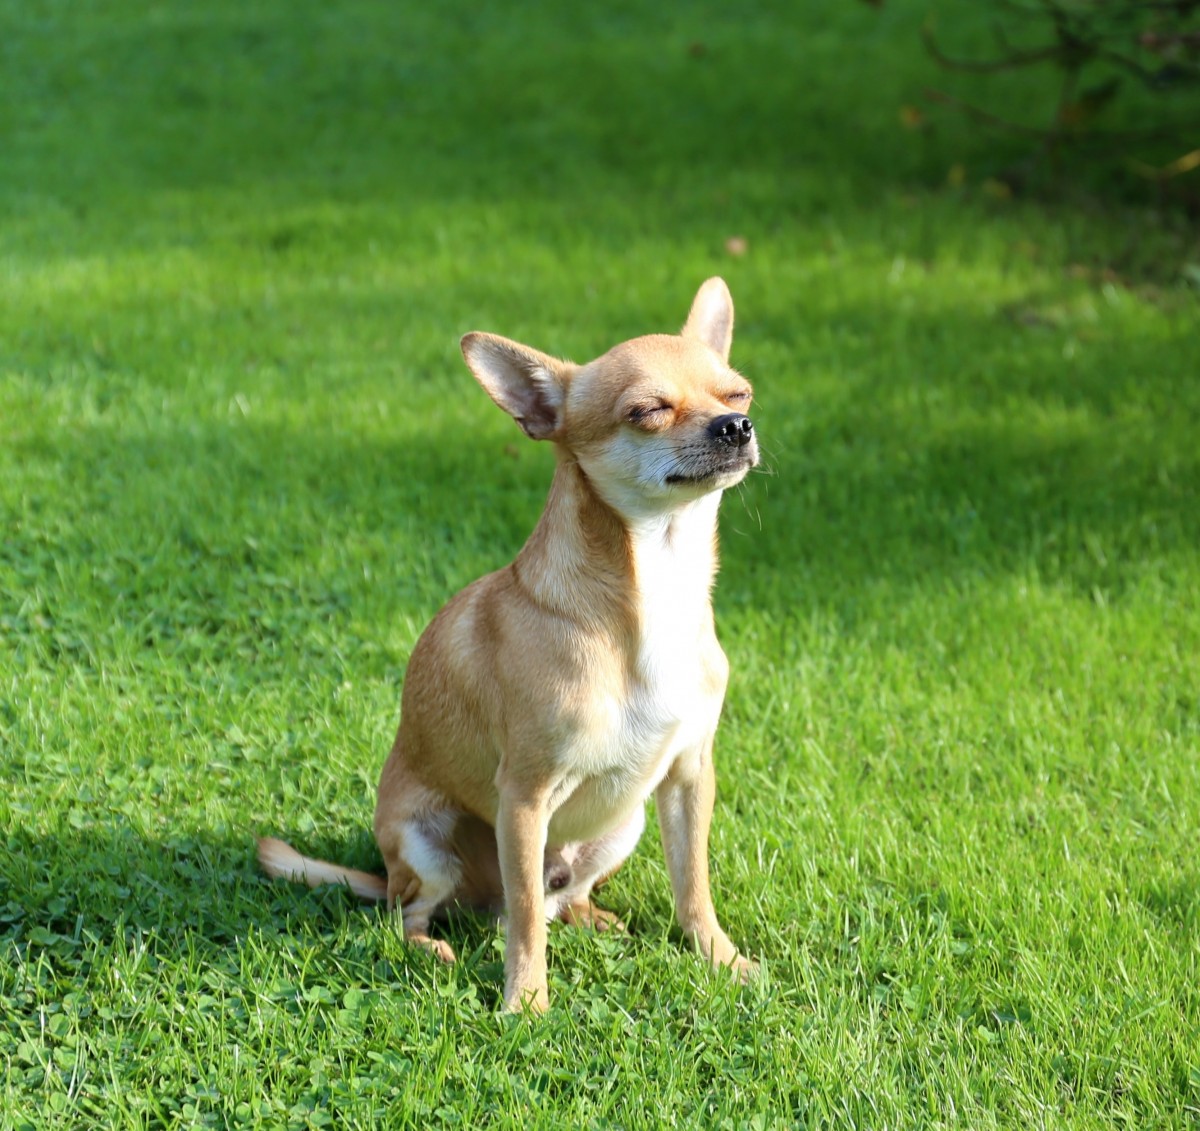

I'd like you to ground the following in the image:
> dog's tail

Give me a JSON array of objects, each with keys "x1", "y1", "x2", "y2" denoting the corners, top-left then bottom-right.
[{"x1": 257, "y1": 837, "x2": 388, "y2": 902}]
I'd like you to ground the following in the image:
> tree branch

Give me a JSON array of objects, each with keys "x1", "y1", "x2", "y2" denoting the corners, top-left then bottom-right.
[
  {"x1": 924, "y1": 86, "x2": 1195, "y2": 145},
  {"x1": 922, "y1": 21, "x2": 1063, "y2": 72}
]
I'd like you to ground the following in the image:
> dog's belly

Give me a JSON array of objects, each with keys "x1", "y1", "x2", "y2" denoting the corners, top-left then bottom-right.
[{"x1": 546, "y1": 678, "x2": 720, "y2": 845}]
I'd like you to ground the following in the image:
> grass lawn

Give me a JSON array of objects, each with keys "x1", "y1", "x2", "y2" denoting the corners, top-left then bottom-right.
[{"x1": 2, "y1": 1, "x2": 1199, "y2": 1126}]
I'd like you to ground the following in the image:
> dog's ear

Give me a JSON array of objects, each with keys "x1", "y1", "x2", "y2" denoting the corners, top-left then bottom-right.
[
  {"x1": 460, "y1": 333, "x2": 574, "y2": 441},
  {"x1": 681, "y1": 277, "x2": 734, "y2": 362}
]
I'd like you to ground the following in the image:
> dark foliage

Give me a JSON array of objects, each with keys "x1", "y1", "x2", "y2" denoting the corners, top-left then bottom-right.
[{"x1": 894, "y1": 1, "x2": 1200, "y2": 195}]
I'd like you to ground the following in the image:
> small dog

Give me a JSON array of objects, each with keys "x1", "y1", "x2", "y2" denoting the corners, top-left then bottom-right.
[{"x1": 259, "y1": 278, "x2": 759, "y2": 1012}]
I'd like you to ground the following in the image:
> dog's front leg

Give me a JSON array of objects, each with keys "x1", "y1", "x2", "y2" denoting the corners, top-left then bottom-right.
[
  {"x1": 495, "y1": 784, "x2": 551, "y2": 1013},
  {"x1": 656, "y1": 741, "x2": 756, "y2": 981}
]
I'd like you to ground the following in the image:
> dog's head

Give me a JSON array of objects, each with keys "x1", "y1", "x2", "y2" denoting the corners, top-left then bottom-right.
[{"x1": 461, "y1": 278, "x2": 757, "y2": 519}]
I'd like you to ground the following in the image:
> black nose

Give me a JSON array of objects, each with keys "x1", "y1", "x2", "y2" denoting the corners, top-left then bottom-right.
[{"x1": 707, "y1": 413, "x2": 754, "y2": 448}]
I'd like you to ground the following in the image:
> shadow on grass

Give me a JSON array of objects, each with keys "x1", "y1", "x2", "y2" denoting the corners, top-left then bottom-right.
[
  {"x1": 0, "y1": 822, "x2": 661, "y2": 1009},
  {"x1": 8, "y1": 303, "x2": 1197, "y2": 630}
]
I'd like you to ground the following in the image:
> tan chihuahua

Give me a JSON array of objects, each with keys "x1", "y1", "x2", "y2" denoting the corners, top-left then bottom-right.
[{"x1": 259, "y1": 278, "x2": 759, "y2": 1012}]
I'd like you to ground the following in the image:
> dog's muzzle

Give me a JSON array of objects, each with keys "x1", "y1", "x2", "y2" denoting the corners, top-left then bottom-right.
[{"x1": 665, "y1": 414, "x2": 757, "y2": 485}]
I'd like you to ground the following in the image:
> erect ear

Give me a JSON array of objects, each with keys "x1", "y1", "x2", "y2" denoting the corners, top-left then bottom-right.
[
  {"x1": 460, "y1": 332, "x2": 574, "y2": 441},
  {"x1": 680, "y1": 277, "x2": 734, "y2": 362}
]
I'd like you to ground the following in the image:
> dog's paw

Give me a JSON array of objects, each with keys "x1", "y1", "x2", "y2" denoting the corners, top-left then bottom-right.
[
  {"x1": 727, "y1": 953, "x2": 759, "y2": 984},
  {"x1": 503, "y1": 984, "x2": 550, "y2": 1015},
  {"x1": 559, "y1": 900, "x2": 626, "y2": 933},
  {"x1": 586, "y1": 906, "x2": 626, "y2": 933},
  {"x1": 695, "y1": 930, "x2": 759, "y2": 983},
  {"x1": 429, "y1": 938, "x2": 458, "y2": 964},
  {"x1": 407, "y1": 934, "x2": 457, "y2": 964}
]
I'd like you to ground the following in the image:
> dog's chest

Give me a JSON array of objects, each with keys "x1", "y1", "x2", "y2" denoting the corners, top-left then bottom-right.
[
  {"x1": 551, "y1": 506, "x2": 722, "y2": 837},
  {"x1": 627, "y1": 516, "x2": 715, "y2": 733}
]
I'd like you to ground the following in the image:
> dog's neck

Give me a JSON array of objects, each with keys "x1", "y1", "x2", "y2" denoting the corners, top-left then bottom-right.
[
  {"x1": 623, "y1": 491, "x2": 721, "y2": 680},
  {"x1": 512, "y1": 456, "x2": 720, "y2": 638}
]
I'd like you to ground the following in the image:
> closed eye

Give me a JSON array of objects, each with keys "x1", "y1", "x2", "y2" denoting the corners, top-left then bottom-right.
[
  {"x1": 627, "y1": 402, "x2": 673, "y2": 424},
  {"x1": 725, "y1": 391, "x2": 752, "y2": 405}
]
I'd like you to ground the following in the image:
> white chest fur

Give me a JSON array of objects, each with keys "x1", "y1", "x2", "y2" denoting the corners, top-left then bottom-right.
[
  {"x1": 549, "y1": 494, "x2": 724, "y2": 842},
  {"x1": 627, "y1": 493, "x2": 720, "y2": 714}
]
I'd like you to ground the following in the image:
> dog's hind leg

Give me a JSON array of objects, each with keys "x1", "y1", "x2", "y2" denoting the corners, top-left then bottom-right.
[
  {"x1": 551, "y1": 806, "x2": 646, "y2": 931},
  {"x1": 378, "y1": 814, "x2": 463, "y2": 964}
]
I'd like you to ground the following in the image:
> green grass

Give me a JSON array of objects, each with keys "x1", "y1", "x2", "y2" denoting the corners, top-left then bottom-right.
[{"x1": 2, "y1": 1, "x2": 1199, "y2": 1127}]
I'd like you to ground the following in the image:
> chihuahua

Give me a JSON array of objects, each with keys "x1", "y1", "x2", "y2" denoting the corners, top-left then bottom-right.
[{"x1": 259, "y1": 277, "x2": 759, "y2": 1012}]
